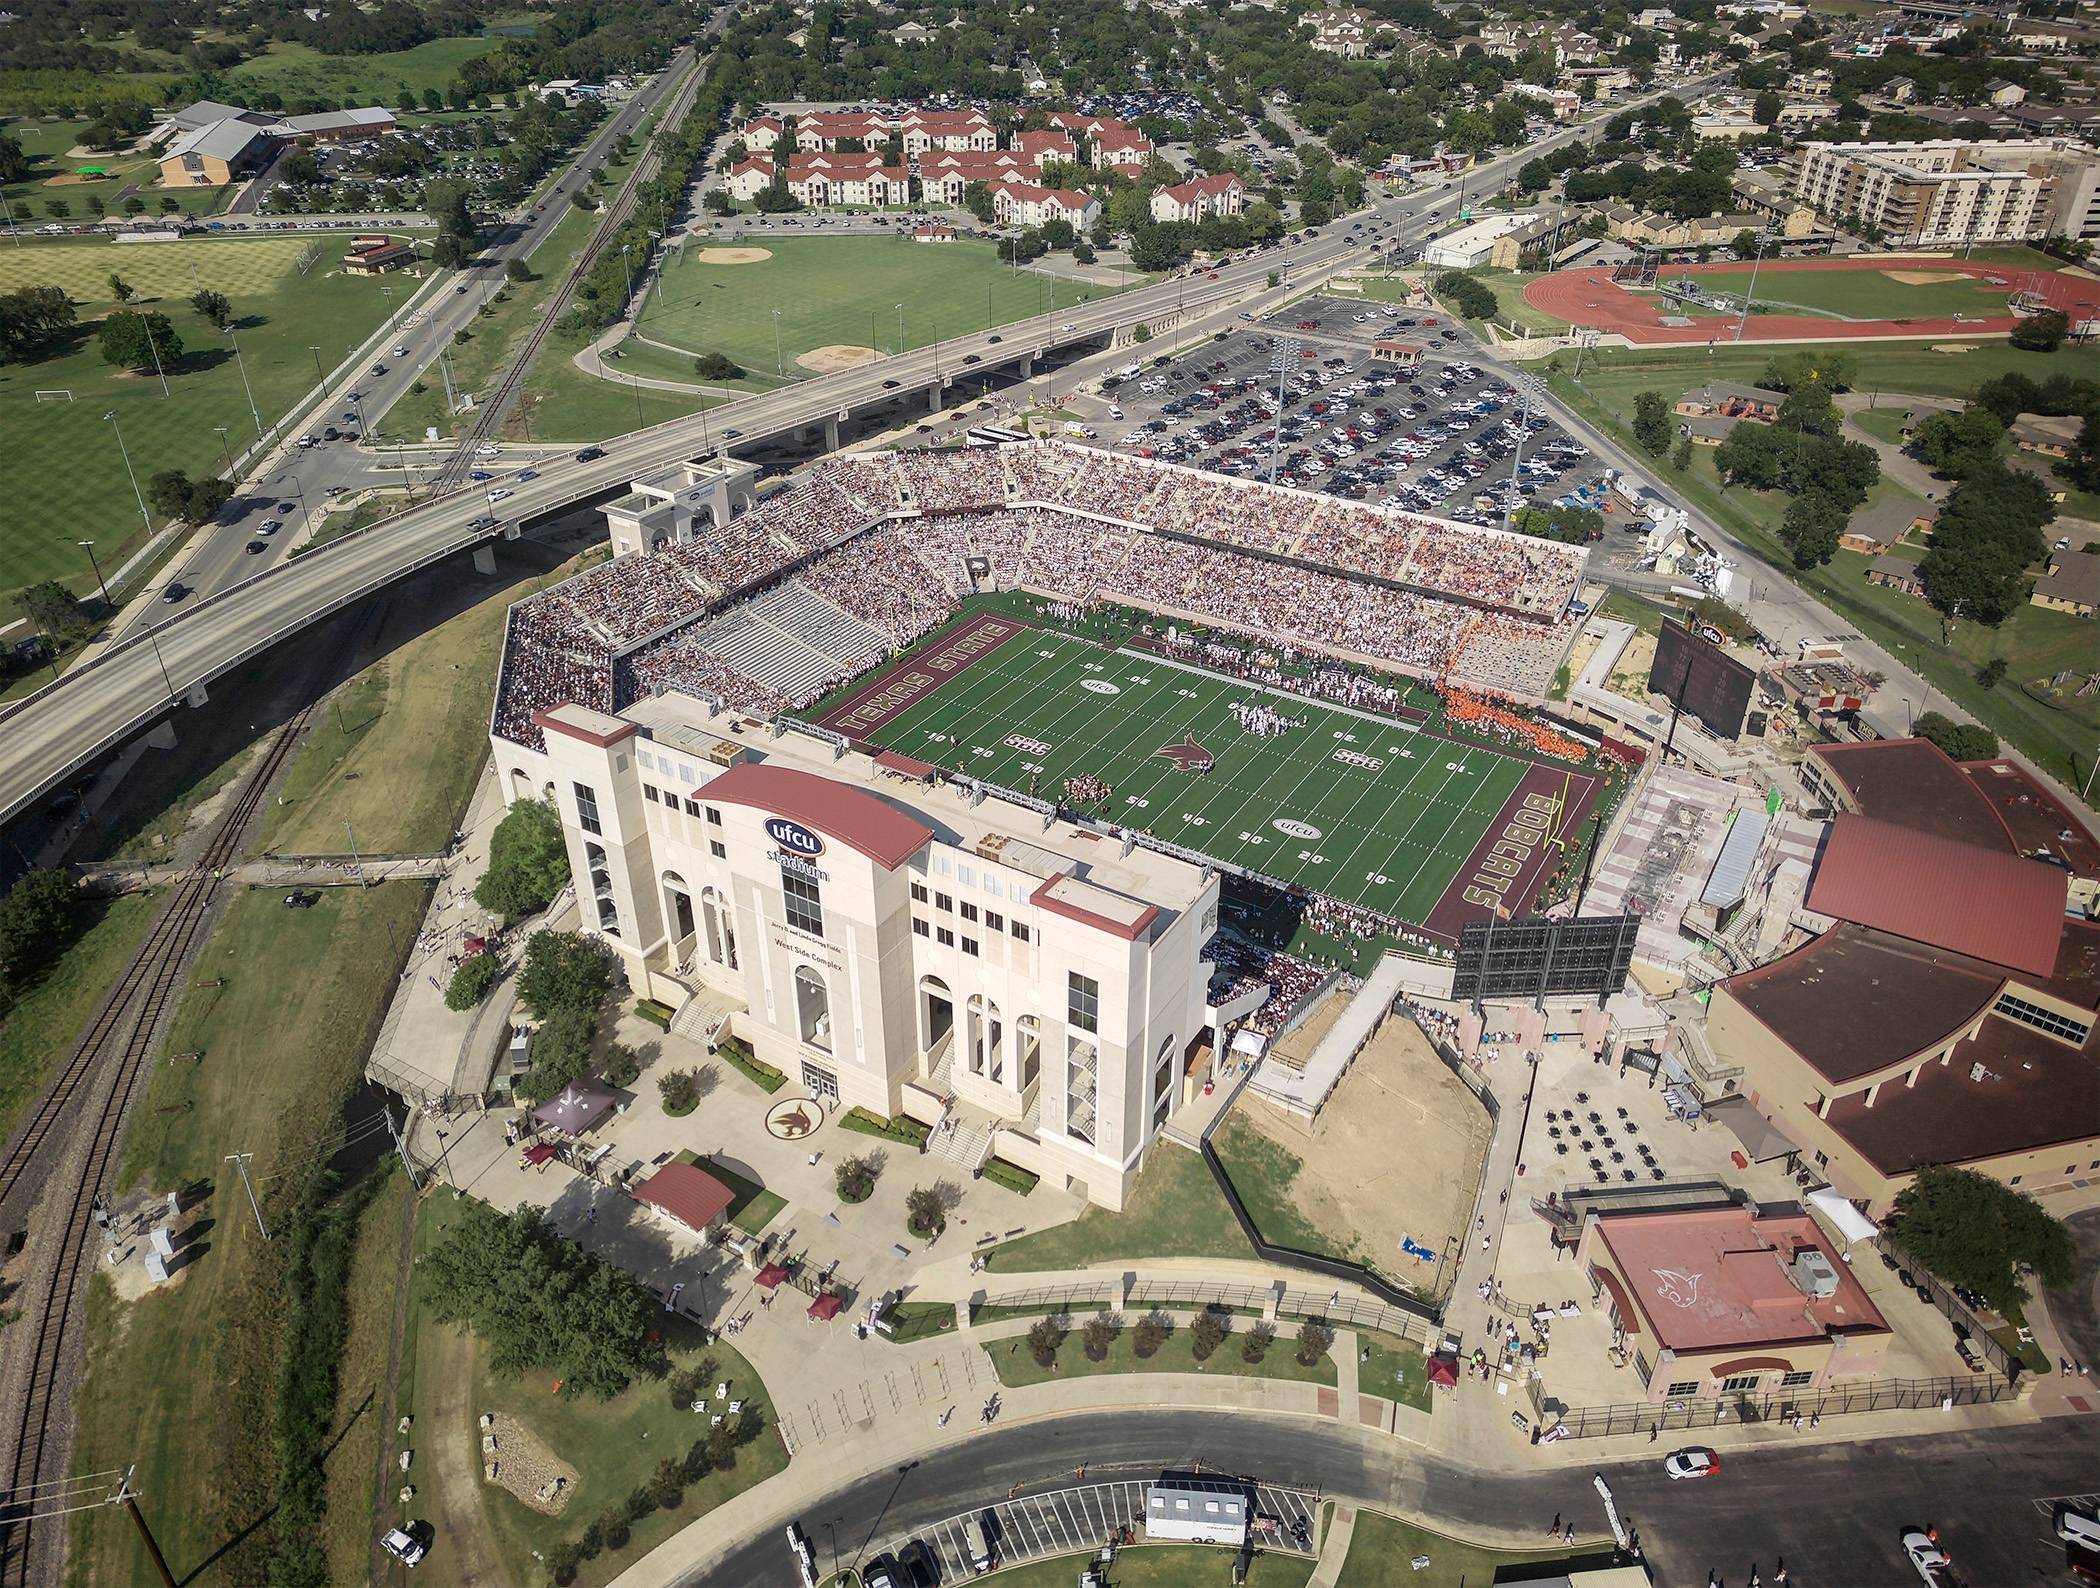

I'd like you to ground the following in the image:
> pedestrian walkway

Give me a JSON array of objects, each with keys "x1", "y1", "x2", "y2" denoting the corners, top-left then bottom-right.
[{"x1": 1308, "y1": 1502, "x2": 1357, "y2": 1588}]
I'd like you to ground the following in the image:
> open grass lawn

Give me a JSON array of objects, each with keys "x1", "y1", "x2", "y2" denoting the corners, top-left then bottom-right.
[
  {"x1": 1355, "y1": 1331, "x2": 1431, "y2": 1412},
  {"x1": 990, "y1": 1314, "x2": 1338, "y2": 1389},
  {"x1": 1847, "y1": 404, "x2": 1913, "y2": 447},
  {"x1": 256, "y1": 564, "x2": 519, "y2": 854},
  {"x1": 974, "y1": 1543, "x2": 1316, "y2": 1587},
  {"x1": 630, "y1": 235, "x2": 1131, "y2": 381},
  {"x1": 225, "y1": 36, "x2": 513, "y2": 104},
  {"x1": 1688, "y1": 262, "x2": 2014, "y2": 321},
  {"x1": 0, "y1": 890, "x2": 158, "y2": 1146},
  {"x1": 1549, "y1": 354, "x2": 2100, "y2": 799},
  {"x1": 322, "y1": 1164, "x2": 416, "y2": 1584},
  {"x1": 1210, "y1": 1117, "x2": 1357, "y2": 1264},
  {"x1": 1331, "y1": 1508, "x2": 1573, "y2": 1588},
  {"x1": 0, "y1": 235, "x2": 403, "y2": 605},
  {"x1": 1546, "y1": 339, "x2": 2078, "y2": 413},
  {"x1": 68, "y1": 881, "x2": 431, "y2": 1588},
  {"x1": 988, "y1": 1145, "x2": 1250, "y2": 1273},
  {"x1": 853, "y1": 620, "x2": 1545, "y2": 925},
  {"x1": 877, "y1": 1300, "x2": 958, "y2": 1343},
  {"x1": 517, "y1": 321, "x2": 716, "y2": 438}
]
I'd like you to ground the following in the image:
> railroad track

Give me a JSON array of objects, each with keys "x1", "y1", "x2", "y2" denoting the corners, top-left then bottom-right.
[
  {"x1": 0, "y1": 703, "x2": 314, "y2": 1587},
  {"x1": 429, "y1": 52, "x2": 707, "y2": 497}
]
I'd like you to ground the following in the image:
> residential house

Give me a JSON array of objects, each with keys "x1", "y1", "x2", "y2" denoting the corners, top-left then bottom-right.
[
  {"x1": 917, "y1": 151, "x2": 1027, "y2": 205},
  {"x1": 1012, "y1": 129, "x2": 1078, "y2": 171},
  {"x1": 898, "y1": 109, "x2": 996, "y2": 156},
  {"x1": 1838, "y1": 497, "x2": 1935, "y2": 555},
  {"x1": 723, "y1": 156, "x2": 777, "y2": 202},
  {"x1": 795, "y1": 111, "x2": 891, "y2": 151},
  {"x1": 2032, "y1": 549, "x2": 2100, "y2": 618},
  {"x1": 989, "y1": 178, "x2": 1099, "y2": 230},
  {"x1": 1149, "y1": 173, "x2": 1246, "y2": 225},
  {"x1": 1865, "y1": 552, "x2": 1927, "y2": 596},
  {"x1": 740, "y1": 114, "x2": 785, "y2": 152}
]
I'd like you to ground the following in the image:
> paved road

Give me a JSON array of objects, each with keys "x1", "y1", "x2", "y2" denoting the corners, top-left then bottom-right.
[
  {"x1": 684, "y1": 1410, "x2": 2097, "y2": 1588},
  {"x1": 0, "y1": 79, "x2": 1715, "y2": 828}
]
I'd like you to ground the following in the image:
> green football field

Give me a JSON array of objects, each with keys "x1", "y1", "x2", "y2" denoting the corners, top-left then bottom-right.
[{"x1": 828, "y1": 623, "x2": 1580, "y2": 928}]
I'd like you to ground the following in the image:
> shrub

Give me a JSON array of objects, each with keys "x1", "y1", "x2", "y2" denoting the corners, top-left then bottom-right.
[
  {"x1": 547, "y1": 1539, "x2": 582, "y2": 1585},
  {"x1": 444, "y1": 952, "x2": 499, "y2": 1010},
  {"x1": 1191, "y1": 1307, "x2": 1228, "y2": 1362},
  {"x1": 835, "y1": 1151, "x2": 879, "y2": 1202},
  {"x1": 658, "y1": 1068, "x2": 699, "y2": 1115},
  {"x1": 1294, "y1": 1319, "x2": 1334, "y2": 1367},
  {"x1": 715, "y1": 1035, "x2": 786, "y2": 1093},
  {"x1": 1082, "y1": 1314, "x2": 1120, "y2": 1361},
  {"x1": 705, "y1": 1418, "x2": 738, "y2": 1470},
  {"x1": 649, "y1": 1456, "x2": 685, "y2": 1511},
  {"x1": 1027, "y1": 1315, "x2": 1067, "y2": 1367},
  {"x1": 600, "y1": 1509, "x2": 629, "y2": 1551},
  {"x1": 602, "y1": 1042, "x2": 641, "y2": 1089},
  {"x1": 1132, "y1": 1313, "x2": 1172, "y2": 1359},
  {"x1": 683, "y1": 1438, "x2": 714, "y2": 1483},
  {"x1": 839, "y1": 1106, "x2": 928, "y2": 1145},
  {"x1": 982, "y1": 1157, "x2": 1038, "y2": 1195},
  {"x1": 1242, "y1": 1321, "x2": 1276, "y2": 1363},
  {"x1": 634, "y1": 997, "x2": 674, "y2": 1030},
  {"x1": 693, "y1": 350, "x2": 744, "y2": 380}
]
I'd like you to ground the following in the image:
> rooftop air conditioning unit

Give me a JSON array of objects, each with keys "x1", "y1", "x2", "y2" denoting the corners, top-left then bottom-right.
[{"x1": 1791, "y1": 1248, "x2": 1839, "y2": 1300}]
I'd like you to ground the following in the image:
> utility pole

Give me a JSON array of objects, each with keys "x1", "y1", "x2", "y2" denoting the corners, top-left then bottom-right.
[
  {"x1": 345, "y1": 818, "x2": 368, "y2": 888},
  {"x1": 117, "y1": 1469, "x2": 177, "y2": 1588},
  {"x1": 439, "y1": 351, "x2": 460, "y2": 416},
  {"x1": 383, "y1": 1104, "x2": 422, "y2": 1190},
  {"x1": 226, "y1": 1153, "x2": 269, "y2": 1241},
  {"x1": 225, "y1": 323, "x2": 264, "y2": 442}
]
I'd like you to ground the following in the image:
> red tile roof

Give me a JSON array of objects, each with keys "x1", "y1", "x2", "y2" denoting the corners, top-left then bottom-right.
[
  {"x1": 1806, "y1": 813, "x2": 2067, "y2": 978},
  {"x1": 633, "y1": 1162, "x2": 736, "y2": 1232},
  {"x1": 699, "y1": 762, "x2": 932, "y2": 871}
]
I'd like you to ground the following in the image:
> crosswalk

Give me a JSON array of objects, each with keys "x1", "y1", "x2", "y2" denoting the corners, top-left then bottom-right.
[{"x1": 865, "y1": 1477, "x2": 1322, "y2": 1580}]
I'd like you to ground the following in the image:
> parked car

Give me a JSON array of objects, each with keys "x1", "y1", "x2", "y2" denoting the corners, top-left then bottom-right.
[
  {"x1": 380, "y1": 1526, "x2": 427, "y2": 1567},
  {"x1": 1663, "y1": 1447, "x2": 1720, "y2": 1480}
]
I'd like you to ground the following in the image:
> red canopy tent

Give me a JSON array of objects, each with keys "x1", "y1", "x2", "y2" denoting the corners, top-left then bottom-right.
[
  {"x1": 1427, "y1": 1354, "x2": 1461, "y2": 1388},
  {"x1": 754, "y1": 1263, "x2": 789, "y2": 1290},
  {"x1": 521, "y1": 1143, "x2": 557, "y2": 1166},
  {"x1": 462, "y1": 936, "x2": 489, "y2": 956},
  {"x1": 806, "y1": 1292, "x2": 843, "y2": 1321}
]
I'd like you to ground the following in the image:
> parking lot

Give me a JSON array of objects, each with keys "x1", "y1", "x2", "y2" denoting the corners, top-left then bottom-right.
[
  {"x1": 864, "y1": 1477, "x2": 1321, "y2": 1580},
  {"x1": 1098, "y1": 296, "x2": 1606, "y2": 528}
]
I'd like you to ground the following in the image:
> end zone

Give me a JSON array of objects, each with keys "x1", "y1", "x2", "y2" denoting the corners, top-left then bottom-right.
[
  {"x1": 814, "y1": 613, "x2": 1034, "y2": 742},
  {"x1": 1424, "y1": 759, "x2": 1603, "y2": 939}
]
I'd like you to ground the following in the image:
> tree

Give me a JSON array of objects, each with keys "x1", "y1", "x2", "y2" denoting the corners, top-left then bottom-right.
[
  {"x1": 422, "y1": 1202, "x2": 661, "y2": 1398},
  {"x1": 905, "y1": 1185, "x2": 945, "y2": 1238},
  {"x1": 2009, "y1": 309, "x2": 2068, "y2": 353},
  {"x1": 658, "y1": 1068, "x2": 698, "y2": 1113},
  {"x1": 121, "y1": 197, "x2": 145, "y2": 218},
  {"x1": 1293, "y1": 1319, "x2": 1333, "y2": 1367},
  {"x1": 1632, "y1": 390, "x2": 1672, "y2": 457},
  {"x1": 1190, "y1": 1307, "x2": 1227, "y2": 1362},
  {"x1": 505, "y1": 257, "x2": 531, "y2": 284},
  {"x1": 108, "y1": 273, "x2": 135, "y2": 303},
  {"x1": 0, "y1": 129, "x2": 25, "y2": 185},
  {"x1": 1761, "y1": 349, "x2": 1855, "y2": 394},
  {"x1": 1780, "y1": 492, "x2": 1844, "y2": 568},
  {"x1": 1670, "y1": 435, "x2": 1693, "y2": 472},
  {"x1": 0, "y1": 868, "x2": 82, "y2": 1010},
  {"x1": 1242, "y1": 1321, "x2": 1276, "y2": 1363},
  {"x1": 516, "y1": 929, "x2": 610, "y2": 1020},
  {"x1": 2070, "y1": 413, "x2": 2100, "y2": 494},
  {"x1": 1026, "y1": 1315, "x2": 1066, "y2": 1367},
  {"x1": 147, "y1": 468, "x2": 196, "y2": 521},
  {"x1": 1730, "y1": 228, "x2": 1760, "y2": 261},
  {"x1": 517, "y1": 1004, "x2": 596, "y2": 1102},
  {"x1": 1081, "y1": 1314, "x2": 1120, "y2": 1360},
  {"x1": 1886, "y1": 1164, "x2": 2075, "y2": 1315},
  {"x1": 475, "y1": 799, "x2": 571, "y2": 920},
  {"x1": 961, "y1": 181, "x2": 994, "y2": 223},
  {"x1": 693, "y1": 351, "x2": 743, "y2": 380},
  {"x1": 1131, "y1": 1313, "x2": 1171, "y2": 1358},
  {"x1": 834, "y1": 1152, "x2": 878, "y2": 1202},
  {"x1": 13, "y1": 580, "x2": 86, "y2": 643},
  {"x1": 97, "y1": 310, "x2": 181, "y2": 373},
  {"x1": 431, "y1": 234, "x2": 470, "y2": 269},
  {"x1": 189, "y1": 287, "x2": 233, "y2": 330},
  {"x1": 1752, "y1": 89, "x2": 1784, "y2": 125},
  {"x1": 1912, "y1": 408, "x2": 2005, "y2": 479},
  {"x1": 1913, "y1": 711, "x2": 1998, "y2": 761},
  {"x1": 648, "y1": 1457, "x2": 685, "y2": 1512},
  {"x1": 445, "y1": 953, "x2": 499, "y2": 1009},
  {"x1": 0, "y1": 284, "x2": 77, "y2": 363},
  {"x1": 1975, "y1": 655, "x2": 2008, "y2": 690},
  {"x1": 602, "y1": 1042, "x2": 640, "y2": 1088}
]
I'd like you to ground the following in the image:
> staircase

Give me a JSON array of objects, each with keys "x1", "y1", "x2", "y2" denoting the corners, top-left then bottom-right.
[
  {"x1": 926, "y1": 1114, "x2": 991, "y2": 1173},
  {"x1": 670, "y1": 992, "x2": 730, "y2": 1045}
]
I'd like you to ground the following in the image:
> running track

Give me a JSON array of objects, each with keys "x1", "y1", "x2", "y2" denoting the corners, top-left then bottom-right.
[{"x1": 1524, "y1": 256, "x2": 2100, "y2": 345}]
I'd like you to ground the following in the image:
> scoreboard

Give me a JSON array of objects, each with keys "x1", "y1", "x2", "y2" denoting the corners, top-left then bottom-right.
[{"x1": 1649, "y1": 618, "x2": 1755, "y2": 742}]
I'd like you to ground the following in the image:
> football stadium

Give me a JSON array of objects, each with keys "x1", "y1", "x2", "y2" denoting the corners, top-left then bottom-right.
[{"x1": 491, "y1": 442, "x2": 1632, "y2": 953}]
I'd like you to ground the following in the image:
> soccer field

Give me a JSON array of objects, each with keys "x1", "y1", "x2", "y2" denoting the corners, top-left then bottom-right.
[
  {"x1": 821, "y1": 618, "x2": 1596, "y2": 933},
  {"x1": 1684, "y1": 263, "x2": 2012, "y2": 321}
]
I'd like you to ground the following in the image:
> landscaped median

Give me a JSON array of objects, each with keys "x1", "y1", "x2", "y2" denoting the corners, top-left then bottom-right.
[
  {"x1": 715, "y1": 1034, "x2": 786, "y2": 1094},
  {"x1": 985, "y1": 1310, "x2": 1339, "y2": 1390},
  {"x1": 839, "y1": 1105, "x2": 930, "y2": 1146},
  {"x1": 1328, "y1": 1505, "x2": 1578, "y2": 1588}
]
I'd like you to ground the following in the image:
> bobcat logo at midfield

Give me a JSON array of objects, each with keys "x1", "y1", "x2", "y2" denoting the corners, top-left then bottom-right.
[{"x1": 1155, "y1": 740, "x2": 1215, "y2": 773}]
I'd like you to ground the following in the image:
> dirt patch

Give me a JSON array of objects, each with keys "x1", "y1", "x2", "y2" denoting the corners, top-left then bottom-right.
[
  {"x1": 425, "y1": 1328, "x2": 509, "y2": 1584},
  {"x1": 44, "y1": 171, "x2": 116, "y2": 187},
  {"x1": 797, "y1": 342, "x2": 883, "y2": 374},
  {"x1": 1882, "y1": 270, "x2": 1964, "y2": 286},
  {"x1": 1232, "y1": 1017, "x2": 1490, "y2": 1291},
  {"x1": 1927, "y1": 343, "x2": 1984, "y2": 354},
  {"x1": 481, "y1": 1411, "x2": 578, "y2": 1515},
  {"x1": 1606, "y1": 631, "x2": 1657, "y2": 704},
  {"x1": 692, "y1": 246, "x2": 773, "y2": 266}
]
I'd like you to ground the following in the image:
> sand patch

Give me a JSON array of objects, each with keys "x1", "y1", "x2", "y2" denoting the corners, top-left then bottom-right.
[
  {"x1": 44, "y1": 171, "x2": 114, "y2": 187},
  {"x1": 1227, "y1": 1015, "x2": 1490, "y2": 1299},
  {"x1": 480, "y1": 1412, "x2": 577, "y2": 1515},
  {"x1": 1927, "y1": 343, "x2": 1984, "y2": 354},
  {"x1": 797, "y1": 342, "x2": 883, "y2": 374},
  {"x1": 692, "y1": 247, "x2": 772, "y2": 265},
  {"x1": 1882, "y1": 270, "x2": 1965, "y2": 286}
]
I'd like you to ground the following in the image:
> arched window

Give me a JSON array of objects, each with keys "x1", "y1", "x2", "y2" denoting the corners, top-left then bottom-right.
[
  {"x1": 795, "y1": 964, "x2": 832, "y2": 1051},
  {"x1": 585, "y1": 841, "x2": 619, "y2": 936},
  {"x1": 919, "y1": 976, "x2": 953, "y2": 1056},
  {"x1": 661, "y1": 871, "x2": 695, "y2": 949}
]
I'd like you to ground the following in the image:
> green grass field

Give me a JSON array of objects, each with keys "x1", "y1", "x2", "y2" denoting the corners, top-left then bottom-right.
[
  {"x1": 0, "y1": 235, "x2": 403, "y2": 602},
  {"x1": 224, "y1": 35, "x2": 514, "y2": 104},
  {"x1": 623, "y1": 236, "x2": 1130, "y2": 382},
  {"x1": 1683, "y1": 262, "x2": 2014, "y2": 321},
  {"x1": 843, "y1": 623, "x2": 1553, "y2": 926},
  {"x1": 1542, "y1": 339, "x2": 2076, "y2": 409}
]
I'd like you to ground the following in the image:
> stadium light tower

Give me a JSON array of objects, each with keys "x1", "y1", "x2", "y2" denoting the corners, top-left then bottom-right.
[{"x1": 1501, "y1": 374, "x2": 1547, "y2": 533}]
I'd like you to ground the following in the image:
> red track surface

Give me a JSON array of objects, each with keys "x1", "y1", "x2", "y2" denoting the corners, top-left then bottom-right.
[{"x1": 1524, "y1": 256, "x2": 2100, "y2": 345}]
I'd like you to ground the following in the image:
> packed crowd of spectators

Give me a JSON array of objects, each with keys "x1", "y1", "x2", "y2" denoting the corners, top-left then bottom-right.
[
  {"x1": 798, "y1": 526, "x2": 953, "y2": 644},
  {"x1": 1299, "y1": 896, "x2": 1446, "y2": 959},
  {"x1": 490, "y1": 601, "x2": 617, "y2": 751}
]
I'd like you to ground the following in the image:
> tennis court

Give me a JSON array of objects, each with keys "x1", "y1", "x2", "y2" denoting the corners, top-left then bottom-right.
[{"x1": 818, "y1": 615, "x2": 1598, "y2": 936}]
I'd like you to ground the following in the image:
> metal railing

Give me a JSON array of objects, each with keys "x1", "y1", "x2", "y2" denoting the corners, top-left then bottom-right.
[
  {"x1": 973, "y1": 1277, "x2": 1436, "y2": 1346},
  {"x1": 1873, "y1": 1234, "x2": 2030, "y2": 1382},
  {"x1": 1546, "y1": 1373, "x2": 2014, "y2": 1438}
]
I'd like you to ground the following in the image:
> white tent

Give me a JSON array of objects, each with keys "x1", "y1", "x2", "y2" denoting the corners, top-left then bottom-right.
[{"x1": 1807, "y1": 1187, "x2": 1878, "y2": 1246}]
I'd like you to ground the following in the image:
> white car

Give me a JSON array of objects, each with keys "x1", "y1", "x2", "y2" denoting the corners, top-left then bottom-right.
[
  {"x1": 1663, "y1": 1447, "x2": 1720, "y2": 1480},
  {"x1": 487, "y1": 487, "x2": 513, "y2": 501},
  {"x1": 380, "y1": 1527, "x2": 427, "y2": 1566},
  {"x1": 1901, "y1": 1527, "x2": 1954, "y2": 1586},
  {"x1": 2058, "y1": 1504, "x2": 2100, "y2": 1549},
  {"x1": 475, "y1": 443, "x2": 500, "y2": 457}
]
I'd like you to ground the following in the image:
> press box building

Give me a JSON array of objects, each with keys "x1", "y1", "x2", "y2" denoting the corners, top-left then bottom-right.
[{"x1": 504, "y1": 699, "x2": 1220, "y2": 1211}]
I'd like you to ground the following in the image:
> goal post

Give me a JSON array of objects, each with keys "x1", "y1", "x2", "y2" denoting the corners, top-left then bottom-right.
[{"x1": 34, "y1": 389, "x2": 75, "y2": 402}]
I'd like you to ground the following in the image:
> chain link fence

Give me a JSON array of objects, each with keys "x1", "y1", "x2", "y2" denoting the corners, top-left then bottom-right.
[{"x1": 1545, "y1": 1373, "x2": 2014, "y2": 1439}]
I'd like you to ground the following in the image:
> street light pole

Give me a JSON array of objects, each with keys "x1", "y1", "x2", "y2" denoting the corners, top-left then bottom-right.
[
  {"x1": 104, "y1": 410, "x2": 153, "y2": 543},
  {"x1": 308, "y1": 344, "x2": 325, "y2": 384},
  {"x1": 213, "y1": 425, "x2": 235, "y2": 479},
  {"x1": 226, "y1": 323, "x2": 264, "y2": 442},
  {"x1": 896, "y1": 301, "x2": 905, "y2": 357},
  {"x1": 1732, "y1": 232, "x2": 1765, "y2": 343},
  {"x1": 76, "y1": 539, "x2": 114, "y2": 614},
  {"x1": 772, "y1": 307, "x2": 783, "y2": 376}
]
